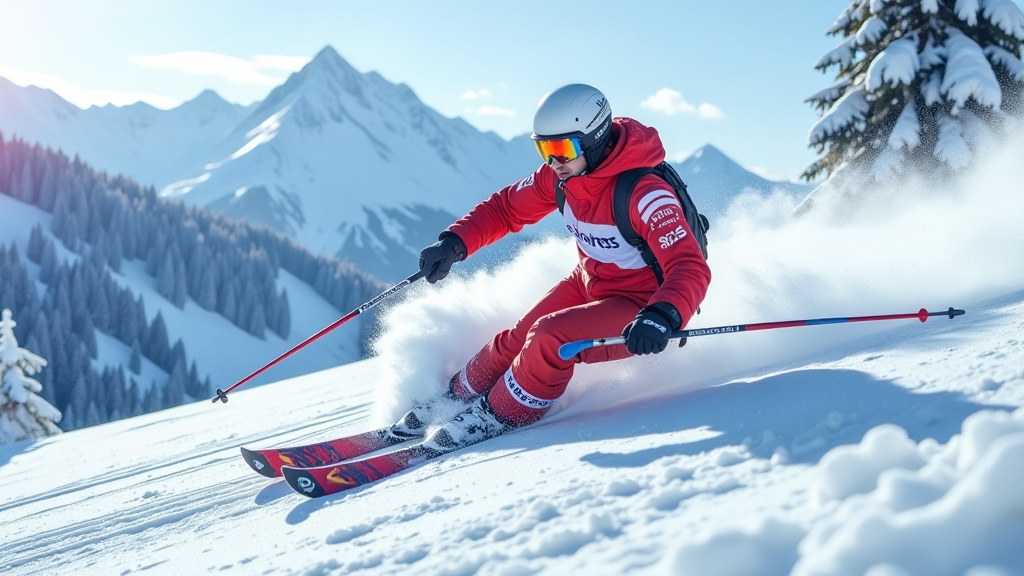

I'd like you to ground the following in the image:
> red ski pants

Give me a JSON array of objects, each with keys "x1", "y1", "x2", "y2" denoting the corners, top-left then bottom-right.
[{"x1": 451, "y1": 267, "x2": 644, "y2": 425}]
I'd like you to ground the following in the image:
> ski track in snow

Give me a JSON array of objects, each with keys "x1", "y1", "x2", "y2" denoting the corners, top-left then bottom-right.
[{"x1": 1, "y1": 288, "x2": 1022, "y2": 575}]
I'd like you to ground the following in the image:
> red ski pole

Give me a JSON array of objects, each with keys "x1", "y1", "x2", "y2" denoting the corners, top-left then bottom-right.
[
  {"x1": 212, "y1": 270, "x2": 425, "y2": 403},
  {"x1": 559, "y1": 307, "x2": 966, "y2": 361}
]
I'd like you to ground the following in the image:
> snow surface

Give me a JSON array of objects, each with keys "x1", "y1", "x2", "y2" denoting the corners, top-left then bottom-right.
[{"x1": 1, "y1": 126, "x2": 1022, "y2": 576}]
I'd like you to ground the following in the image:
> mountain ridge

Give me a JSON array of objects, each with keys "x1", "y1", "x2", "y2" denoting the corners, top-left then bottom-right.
[{"x1": 1, "y1": 47, "x2": 810, "y2": 282}]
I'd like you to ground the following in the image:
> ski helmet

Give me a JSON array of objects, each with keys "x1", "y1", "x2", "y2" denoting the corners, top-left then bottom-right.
[{"x1": 532, "y1": 84, "x2": 613, "y2": 170}]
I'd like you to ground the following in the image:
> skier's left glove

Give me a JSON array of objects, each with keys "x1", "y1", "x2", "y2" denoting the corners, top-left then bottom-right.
[
  {"x1": 622, "y1": 303, "x2": 682, "y2": 355},
  {"x1": 419, "y1": 232, "x2": 467, "y2": 284}
]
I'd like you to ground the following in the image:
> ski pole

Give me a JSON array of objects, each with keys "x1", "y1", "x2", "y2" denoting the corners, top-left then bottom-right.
[
  {"x1": 213, "y1": 270, "x2": 426, "y2": 403},
  {"x1": 558, "y1": 307, "x2": 966, "y2": 361}
]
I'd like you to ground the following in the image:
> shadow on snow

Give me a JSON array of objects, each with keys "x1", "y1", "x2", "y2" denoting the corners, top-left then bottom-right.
[{"x1": 575, "y1": 368, "x2": 997, "y2": 469}]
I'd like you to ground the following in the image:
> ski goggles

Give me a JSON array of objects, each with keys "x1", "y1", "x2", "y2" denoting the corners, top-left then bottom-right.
[{"x1": 534, "y1": 136, "x2": 583, "y2": 165}]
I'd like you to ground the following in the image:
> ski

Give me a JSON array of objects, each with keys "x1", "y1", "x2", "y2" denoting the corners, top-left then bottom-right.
[
  {"x1": 239, "y1": 428, "x2": 413, "y2": 478},
  {"x1": 281, "y1": 441, "x2": 445, "y2": 498}
]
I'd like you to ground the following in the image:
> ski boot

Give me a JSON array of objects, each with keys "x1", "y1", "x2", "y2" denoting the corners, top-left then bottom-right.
[
  {"x1": 421, "y1": 396, "x2": 509, "y2": 454},
  {"x1": 387, "y1": 374, "x2": 472, "y2": 440}
]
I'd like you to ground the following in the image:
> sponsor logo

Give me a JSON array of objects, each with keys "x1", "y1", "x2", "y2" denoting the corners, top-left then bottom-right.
[
  {"x1": 586, "y1": 98, "x2": 610, "y2": 130},
  {"x1": 651, "y1": 217, "x2": 680, "y2": 231},
  {"x1": 642, "y1": 318, "x2": 667, "y2": 333},
  {"x1": 252, "y1": 460, "x2": 265, "y2": 470},
  {"x1": 658, "y1": 225, "x2": 688, "y2": 249},
  {"x1": 639, "y1": 190, "x2": 682, "y2": 224},
  {"x1": 515, "y1": 173, "x2": 536, "y2": 192},
  {"x1": 651, "y1": 208, "x2": 675, "y2": 223},
  {"x1": 296, "y1": 476, "x2": 316, "y2": 493},
  {"x1": 688, "y1": 325, "x2": 740, "y2": 336},
  {"x1": 650, "y1": 207, "x2": 680, "y2": 230},
  {"x1": 505, "y1": 370, "x2": 555, "y2": 409},
  {"x1": 566, "y1": 223, "x2": 621, "y2": 250}
]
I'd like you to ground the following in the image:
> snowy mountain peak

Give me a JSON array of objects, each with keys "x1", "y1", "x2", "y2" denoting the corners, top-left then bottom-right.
[
  {"x1": 672, "y1": 144, "x2": 812, "y2": 218},
  {"x1": 184, "y1": 89, "x2": 232, "y2": 109},
  {"x1": 684, "y1": 144, "x2": 735, "y2": 168},
  {"x1": 248, "y1": 44, "x2": 376, "y2": 127},
  {"x1": 308, "y1": 44, "x2": 357, "y2": 72}
]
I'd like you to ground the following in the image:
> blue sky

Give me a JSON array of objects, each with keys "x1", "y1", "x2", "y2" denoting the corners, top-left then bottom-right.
[{"x1": 2, "y1": 0, "x2": 1018, "y2": 181}]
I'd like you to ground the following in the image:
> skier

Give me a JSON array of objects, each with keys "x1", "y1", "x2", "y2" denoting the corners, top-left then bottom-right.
[{"x1": 395, "y1": 84, "x2": 711, "y2": 451}]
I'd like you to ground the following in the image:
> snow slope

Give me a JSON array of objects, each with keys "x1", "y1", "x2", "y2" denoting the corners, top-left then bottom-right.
[
  {"x1": 1, "y1": 128, "x2": 1022, "y2": 576},
  {"x1": 0, "y1": 287, "x2": 1021, "y2": 576}
]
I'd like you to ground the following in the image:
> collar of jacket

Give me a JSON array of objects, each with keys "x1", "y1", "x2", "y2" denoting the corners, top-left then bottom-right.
[{"x1": 558, "y1": 118, "x2": 666, "y2": 204}]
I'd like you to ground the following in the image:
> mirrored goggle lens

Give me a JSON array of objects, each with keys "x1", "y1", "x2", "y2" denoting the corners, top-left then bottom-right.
[{"x1": 535, "y1": 138, "x2": 583, "y2": 165}]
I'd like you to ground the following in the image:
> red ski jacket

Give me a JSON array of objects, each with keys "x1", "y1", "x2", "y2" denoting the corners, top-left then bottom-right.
[{"x1": 447, "y1": 117, "x2": 711, "y2": 327}]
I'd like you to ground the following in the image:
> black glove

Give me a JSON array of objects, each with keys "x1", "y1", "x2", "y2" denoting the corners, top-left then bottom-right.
[
  {"x1": 622, "y1": 303, "x2": 682, "y2": 355},
  {"x1": 419, "y1": 233, "x2": 467, "y2": 284}
]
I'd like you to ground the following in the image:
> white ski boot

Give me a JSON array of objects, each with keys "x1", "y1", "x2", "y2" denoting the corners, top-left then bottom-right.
[
  {"x1": 421, "y1": 396, "x2": 509, "y2": 453},
  {"x1": 387, "y1": 374, "x2": 472, "y2": 440},
  {"x1": 388, "y1": 399, "x2": 440, "y2": 440}
]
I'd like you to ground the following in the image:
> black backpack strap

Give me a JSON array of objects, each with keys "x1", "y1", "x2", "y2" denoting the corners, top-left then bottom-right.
[
  {"x1": 613, "y1": 167, "x2": 664, "y2": 284},
  {"x1": 554, "y1": 175, "x2": 566, "y2": 214}
]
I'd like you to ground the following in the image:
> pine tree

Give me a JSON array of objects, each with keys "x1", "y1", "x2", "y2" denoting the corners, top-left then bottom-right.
[
  {"x1": 147, "y1": 312, "x2": 171, "y2": 371},
  {"x1": 39, "y1": 238, "x2": 57, "y2": 283},
  {"x1": 156, "y1": 251, "x2": 177, "y2": 305},
  {"x1": 16, "y1": 160, "x2": 35, "y2": 204},
  {"x1": 129, "y1": 339, "x2": 142, "y2": 375},
  {"x1": 108, "y1": 232, "x2": 123, "y2": 272},
  {"x1": 0, "y1": 309, "x2": 62, "y2": 443},
  {"x1": 197, "y1": 267, "x2": 218, "y2": 311},
  {"x1": 162, "y1": 356, "x2": 186, "y2": 407},
  {"x1": 806, "y1": 0, "x2": 1024, "y2": 182},
  {"x1": 275, "y1": 289, "x2": 291, "y2": 338},
  {"x1": 27, "y1": 224, "x2": 45, "y2": 263},
  {"x1": 38, "y1": 159, "x2": 56, "y2": 211},
  {"x1": 67, "y1": 374, "x2": 89, "y2": 431}
]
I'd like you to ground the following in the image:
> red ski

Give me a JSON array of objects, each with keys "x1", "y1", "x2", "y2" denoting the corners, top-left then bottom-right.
[
  {"x1": 240, "y1": 428, "x2": 412, "y2": 478},
  {"x1": 281, "y1": 443, "x2": 442, "y2": 498}
]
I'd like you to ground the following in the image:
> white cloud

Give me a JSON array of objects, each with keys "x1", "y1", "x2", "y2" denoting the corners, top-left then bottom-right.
[
  {"x1": 128, "y1": 51, "x2": 310, "y2": 86},
  {"x1": 0, "y1": 65, "x2": 180, "y2": 109},
  {"x1": 642, "y1": 88, "x2": 696, "y2": 115},
  {"x1": 669, "y1": 150, "x2": 693, "y2": 163},
  {"x1": 641, "y1": 88, "x2": 725, "y2": 119},
  {"x1": 698, "y1": 102, "x2": 726, "y2": 119},
  {"x1": 474, "y1": 105, "x2": 516, "y2": 117},
  {"x1": 461, "y1": 88, "x2": 493, "y2": 100},
  {"x1": 746, "y1": 166, "x2": 777, "y2": 180}
]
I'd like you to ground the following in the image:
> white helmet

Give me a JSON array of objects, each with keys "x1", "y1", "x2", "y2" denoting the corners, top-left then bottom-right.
[{"x1": 532, "y1": 84, "x2": 613, "y2": 169}]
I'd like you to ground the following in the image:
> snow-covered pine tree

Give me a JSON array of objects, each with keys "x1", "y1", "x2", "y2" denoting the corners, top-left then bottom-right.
[
  {"x1": 0, "y1": 308, "x2": 62, "y2": 443},
  {"x1": 805, "y1": 0, "x2": 1024, "y2": 182}
]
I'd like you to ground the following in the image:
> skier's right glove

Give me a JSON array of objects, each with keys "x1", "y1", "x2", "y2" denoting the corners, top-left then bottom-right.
[
  {"x1": 419, "y1": 232, "x2": 467, "y2": 284},
  {"x1": 622, "y1": 303, "x2": 682, "y2": 355}
]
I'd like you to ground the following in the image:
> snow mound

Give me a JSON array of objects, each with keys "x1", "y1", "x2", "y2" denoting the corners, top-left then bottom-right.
[
  {"x1": 793, "y1": 409, "x2": 1024, "y2": 576},
  {"x1": 813, "y1": 424, "x2": 926, "y2": 503},
  {"x1": 674, "y1": 518, "x2": 805, "y2": 576}
]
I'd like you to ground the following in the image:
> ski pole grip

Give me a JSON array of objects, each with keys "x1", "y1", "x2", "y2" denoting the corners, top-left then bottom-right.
[
  {"x1": 947, "y1": 307, "x2": 965, "y2": 319},
  {"x1": 558, "y1": 340, "x2": 593, "y2": 361}
]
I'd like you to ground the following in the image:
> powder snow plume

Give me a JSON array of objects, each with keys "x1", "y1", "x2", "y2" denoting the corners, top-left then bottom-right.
[{"x1": 370, "y1": 132, "x2": 1024, "y2": 425}]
